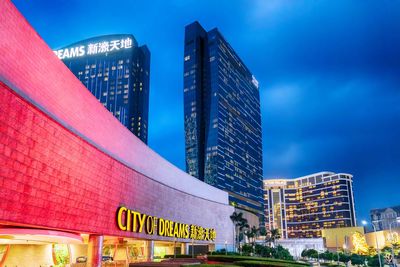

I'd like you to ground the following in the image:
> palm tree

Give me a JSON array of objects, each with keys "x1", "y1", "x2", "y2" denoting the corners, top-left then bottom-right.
[
  {"x1": 245, "y1": 226, "x2": 260, "y2": 255},
  {"x1": 230, "y1": 212, "x2": 244, "y2": 252},
  {"x1": 258, "y1": 227, "x2": 267, "y2": 246},
  {"x1": 244, "y1": 227, "x2": 255, "y2": 244},
  {"x1": 238, "y1": 218, "x2": 249, "y2": 254},
  {"x1": 267, "y1": 228, "x2": 281, "y2": 247},
  {"x1": 249, "y1": 226, "x2": 259, "y2": 245}
]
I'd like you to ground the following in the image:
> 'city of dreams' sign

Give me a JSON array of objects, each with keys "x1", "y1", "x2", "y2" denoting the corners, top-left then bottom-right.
[{"x1": 116, "y1": 206, "x2": 216, "y2": 241}]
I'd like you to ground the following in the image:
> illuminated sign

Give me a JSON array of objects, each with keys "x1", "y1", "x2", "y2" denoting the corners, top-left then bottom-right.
[
  {"x1": 116, "y1": 206, "x2": 216, "y2": 241},
  {"x1": 53, "y1": 37, "x2": 133, "y2": 60}
]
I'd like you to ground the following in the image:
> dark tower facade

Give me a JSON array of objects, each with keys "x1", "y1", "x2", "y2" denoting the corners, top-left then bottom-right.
[
  {"x1": 183, "y1": 22, "x2": 263, "y2": 217},
  {"x1": 54, "y1": 34, "x2": 150, "y2": 144}
]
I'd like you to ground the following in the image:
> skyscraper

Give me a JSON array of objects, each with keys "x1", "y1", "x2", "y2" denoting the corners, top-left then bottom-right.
[
  {"x1": 183, "y1": 22, "x2": 263, "y2": 219},
  {"x1": 54, "y1": 34, "x2": 150, "y2": 144},
  {"x1": 264, "y1": 172, "x2": 356, "y2": 238}
]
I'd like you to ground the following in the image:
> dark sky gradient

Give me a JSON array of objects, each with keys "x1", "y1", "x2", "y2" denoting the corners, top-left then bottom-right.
[{"x1": 12, "y1": 0, "x2": 400, "y2": 223}]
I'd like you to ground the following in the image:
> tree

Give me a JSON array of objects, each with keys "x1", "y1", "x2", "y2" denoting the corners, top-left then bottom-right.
[
  {"x1": 273, "y1": 245, "x2": 294, "y2": 261},
  {"x1": 255, "y1": 244, "x2": 274, "y2": 257},
  {"x1": 368, "y1": 246, "x2": 377, "y2": 256},
  {"x1": 267, "y1": 228, "x2": 281, "y2": 247},
  {"x1": 244, "y1": 227, "x2": 254, "y2": 244},
  {"x1": 230, "y1": 212, "x2": 249, "y2": 254},
  {"x1": 230, "y1": 212, "x2": 244, "y2": 252},
  {"x1": 301, "y1": 249, "x2": 318, "y2": 259},
  {"x1": 351, "y1": 253, "x2": 366, "y2": 266},
  {"x1": 320, "y1": 250, "x2": 334, "y2": 261},
  {"x1": 238, "y1": 217, "x2": 249, "y2": 253},
  {"x1": 338, "y1": 252, "x2": 351, "y2": 263},
  {"x1": 352, "y1": 231, "x2": 369, "y2": 255},
  {"x1": 249, "y1": 226, "x2": 259, "y2": 245},
  {"x1": 308, "y1": 249, "x2": 319, "y2": 259},
  {"x1": 301, "y1": 249, "x2": 308, "y2": 258},
  {"x1": 367, "y1": 254, "x2": 384, "y2": 267},
  {"x1": 241, "y1": 244, "x2": 253, "y2": 256},
  {"x1": 258, "y1": 227, "x2": 267, "y2": 244}
]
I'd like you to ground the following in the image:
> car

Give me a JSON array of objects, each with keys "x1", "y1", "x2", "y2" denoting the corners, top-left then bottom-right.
[
  {"x1": 102, "y1": 255, "x2": 114, "y2": 262},
  {"x1": 76, "y1": 256, "x2": 87, "y2": 263}
]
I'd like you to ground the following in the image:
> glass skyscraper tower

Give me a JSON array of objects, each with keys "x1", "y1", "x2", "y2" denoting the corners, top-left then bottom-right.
[
  {"x1": 183, "y1": 22, "x2": 263, "y2": 217},
  {"x1": 54, "y1": 34, "x2": 150, "y2": 144}
]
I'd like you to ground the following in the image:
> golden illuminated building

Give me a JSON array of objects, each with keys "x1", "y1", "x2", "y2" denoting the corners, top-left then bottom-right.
[
  {"x1": 264, "y1": 172, "x2": 356, "y2": 238},
  {"x1": 321, "y1": 226, "x2": 400, "y2": 251}
]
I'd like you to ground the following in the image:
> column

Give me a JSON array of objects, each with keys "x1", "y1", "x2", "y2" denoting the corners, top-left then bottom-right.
[
  {"x1": 87, "y1": 235, "x2": 104, "y2": 267},
  {"x1": 145, "y1": 240, "x2": 154, "y2": 261},
  {"x1": 181, "y1": 243, "x2": 189, "y2": 255}
]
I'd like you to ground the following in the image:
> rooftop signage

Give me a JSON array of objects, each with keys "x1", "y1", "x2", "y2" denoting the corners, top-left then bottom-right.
[
  {"x1": 116, "y1": 206, "x2": 216, "y2": 241},
  {"x1": 53, "y1": 37, "x2": 134, "y2": 60}
]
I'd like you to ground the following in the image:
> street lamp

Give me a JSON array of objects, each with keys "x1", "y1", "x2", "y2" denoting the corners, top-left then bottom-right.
[
  {"x1": 389, "y1": 217, "x2": 400, "y2": 266},
  {"x1": 362, "y1": 220, "x2": 382, "y2": 267},
  {"x1": 335, "y1": 235, "x2": 339, "y2": 266}
]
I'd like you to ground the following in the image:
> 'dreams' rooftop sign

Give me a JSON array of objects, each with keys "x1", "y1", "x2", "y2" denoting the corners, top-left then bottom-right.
[
  {"x1": 116, "y1": 206, "x2": 216, "y2": 242},
  {"x1": 53, "y1": 35, "x2": 136, "y2": 60}
]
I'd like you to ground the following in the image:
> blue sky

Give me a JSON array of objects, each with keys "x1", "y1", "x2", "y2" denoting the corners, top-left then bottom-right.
[{"x1": 12, "y1": 0, "x2": 400, "y2": 222}]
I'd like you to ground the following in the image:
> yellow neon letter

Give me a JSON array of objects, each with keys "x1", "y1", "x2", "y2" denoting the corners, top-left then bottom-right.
[{"x1": 117, "y1": 207, "x2": 127, "y2": 231}]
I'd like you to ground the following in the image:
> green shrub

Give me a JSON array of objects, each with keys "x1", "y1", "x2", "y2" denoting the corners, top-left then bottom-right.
[
  {"x1": 320, "y1": 263, "x2": 343, "y2": 267},
  {"x1": 272, "y1": 245, "x2": 294, "y2": 261},
  {"x1": 206, "y1": 255, "x2": 307, "y2": 266},
  {"x1": 242, "y1": 244, "x2": 254, "y2": 255},
  {"x1": 235, "y1": 260, "x2": 305, "y2": 267},
  {"x1": 350, "y1": 253, "x2": 366, "y2": 265},
  {"x1": 164, "y1": 254, "x2": 193, "y2": 258},
  {"x1": 367, "y1": 254, "x2": 384, "y2": 267},
  {"x1": 209, "y1": 250, "x2": 240, "y2": 256},
  {"x1": 255, "y1": 245, "x2": 274, "y2": 258}
]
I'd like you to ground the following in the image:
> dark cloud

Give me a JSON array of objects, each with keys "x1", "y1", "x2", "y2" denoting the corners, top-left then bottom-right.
[{"x1": 12, "y1": 0, "x2": 400, "y2": 221}]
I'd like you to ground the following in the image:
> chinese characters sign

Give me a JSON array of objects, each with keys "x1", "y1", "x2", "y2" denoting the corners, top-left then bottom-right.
[
  {"x1": 53, "y1": 37, "x2": 133, "y2": 60},
  {"x1": 116, "y1": 206, "x2": 216, "y2": 241}
]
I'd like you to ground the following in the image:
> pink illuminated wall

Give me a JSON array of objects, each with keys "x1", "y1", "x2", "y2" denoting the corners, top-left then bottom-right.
[{"x1": 0, "y1": 0, "x2": 234, "y2": 245}]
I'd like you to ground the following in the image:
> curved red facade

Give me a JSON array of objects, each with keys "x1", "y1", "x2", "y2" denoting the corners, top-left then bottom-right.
[{"x1": 0, "y1": 0, "x2": 233, "y2": 246}]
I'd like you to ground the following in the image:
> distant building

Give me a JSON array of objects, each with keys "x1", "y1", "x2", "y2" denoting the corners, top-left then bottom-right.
[
  {"x1": 54, "y1": 34, "x2": 150, "y2": 144},
  {"x1": 321, "y1": 226, "x2": 365, "y2": 252},
  {"x1": 370, "y1": 205, "x2": 400, "y2": 231},
  {"x1": 322, "y1": 226, "x2": 400, "y2": 251},
  {"x1": 264, "y1": 172, "x2": 356, "y2": 238},
  {"x1": 183, "y1": 21, "x2": 263, "y2": 220}
]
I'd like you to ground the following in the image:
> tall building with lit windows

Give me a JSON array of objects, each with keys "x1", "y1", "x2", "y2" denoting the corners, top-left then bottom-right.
[
  {"x1": 183, "y1": 22, "x2": 263, "y2": 221},
  {"x1": 264, "y1": 172, "x2": 356, "y2": 238},
  {"x1": 53, "y1": 34, "x2": 150, "y2": 144}
]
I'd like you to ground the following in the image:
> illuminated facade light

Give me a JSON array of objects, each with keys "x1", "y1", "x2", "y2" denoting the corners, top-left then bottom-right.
[{"x1": 264, "y1": 172, "x2": 356, "y2": 238}]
